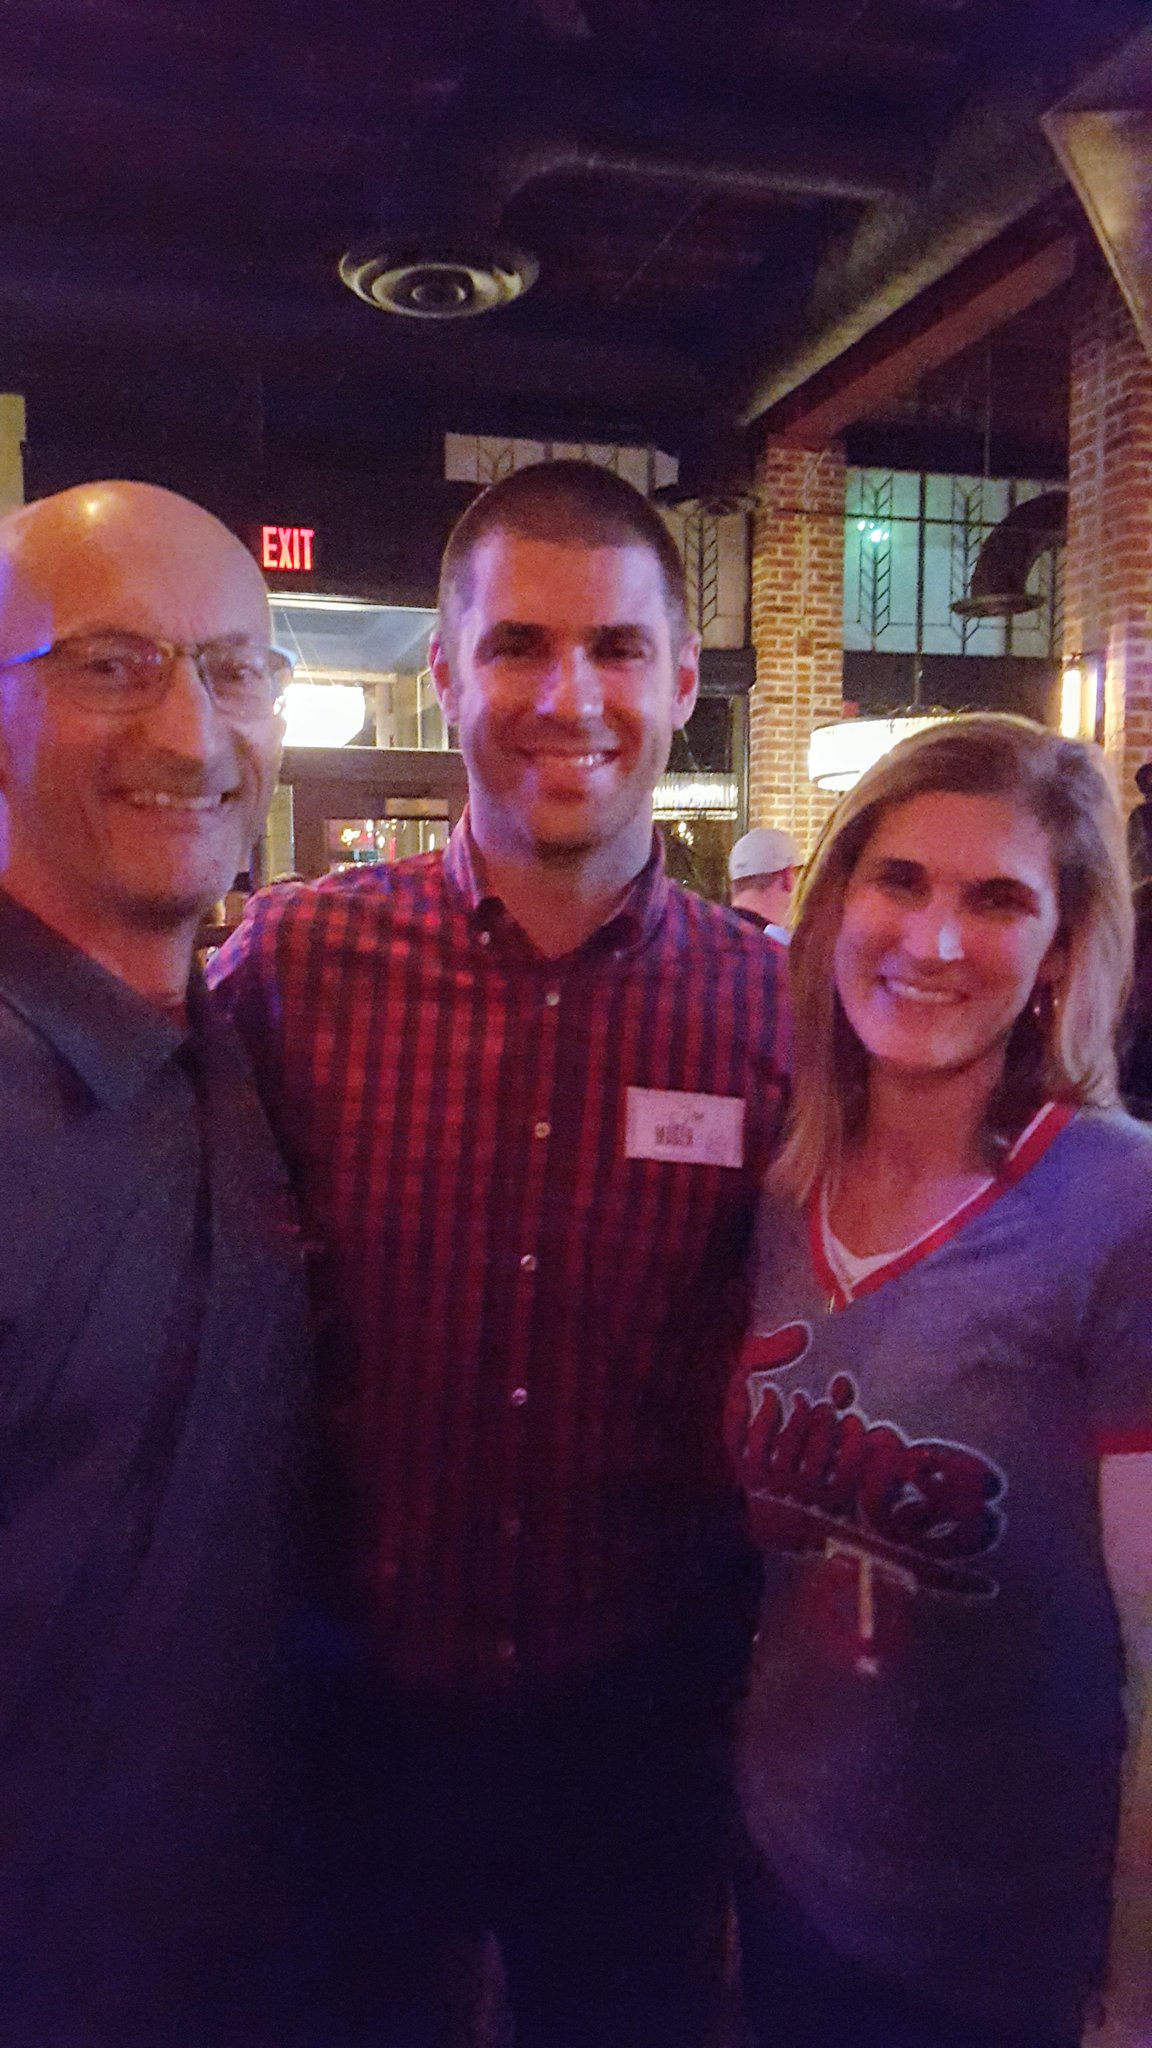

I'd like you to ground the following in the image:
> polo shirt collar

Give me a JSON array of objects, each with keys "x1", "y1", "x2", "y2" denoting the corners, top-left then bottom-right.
[
  {"x1": 442, "y1": 809, "x2": 670, "y2": 950},
  {"x1": 0, "y1": 890, "x2": 191, "y2": 1109}
]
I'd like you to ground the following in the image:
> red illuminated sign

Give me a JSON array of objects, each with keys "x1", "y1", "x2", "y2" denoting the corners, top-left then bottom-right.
[{"x1": 261, "y1": 525, "x2": 315, "y2": 572}]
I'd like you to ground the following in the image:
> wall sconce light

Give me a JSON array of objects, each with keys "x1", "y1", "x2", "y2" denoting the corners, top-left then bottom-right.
[{"x1": 1059, "y1": 657, "x2": 1102, "y2": 741}]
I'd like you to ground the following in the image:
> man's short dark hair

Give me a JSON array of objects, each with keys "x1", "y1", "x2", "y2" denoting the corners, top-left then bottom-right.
[{"x1": 438, "y1": 459, "x2": 690, "y2": 643}]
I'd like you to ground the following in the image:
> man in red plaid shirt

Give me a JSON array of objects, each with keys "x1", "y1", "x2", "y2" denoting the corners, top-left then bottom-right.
[{"x1": 210, "y1": 460, "x2": 789, "y2": 2047}]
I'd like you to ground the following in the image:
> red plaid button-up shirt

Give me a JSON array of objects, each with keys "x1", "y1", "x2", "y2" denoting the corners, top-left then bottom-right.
[{"x1": 209, "y1": 825, "x2": 789, "y2": 1696}]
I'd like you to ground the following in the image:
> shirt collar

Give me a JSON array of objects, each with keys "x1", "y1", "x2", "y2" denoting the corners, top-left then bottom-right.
[
  {"x1": 0, "y1": 890, "x2": 192, "y2": 1109},
  {"x1": 441, "y1": 809, "x2": 671, "y2": 952}
]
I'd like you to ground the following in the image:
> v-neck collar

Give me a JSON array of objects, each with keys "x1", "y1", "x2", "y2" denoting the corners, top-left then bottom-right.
[{"x1": 808, "y1": 1099, "x2": 1077, "y2": 1310}]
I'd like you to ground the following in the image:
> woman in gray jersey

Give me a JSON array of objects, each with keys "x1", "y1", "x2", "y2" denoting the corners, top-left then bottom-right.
[{"x1": 727, "y1": 715, "x2": 1152, "y2": 2048}]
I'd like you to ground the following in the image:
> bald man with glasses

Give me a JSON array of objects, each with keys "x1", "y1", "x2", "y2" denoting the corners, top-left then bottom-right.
[{"x1": 0, "y1": 481, "x2": 314, "y2": 2047}]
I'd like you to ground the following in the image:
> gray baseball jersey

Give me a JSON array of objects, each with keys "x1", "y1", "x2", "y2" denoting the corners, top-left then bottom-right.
[{"x1": 727, "y1": 1104, "x2": 1152, "y2": 2037}]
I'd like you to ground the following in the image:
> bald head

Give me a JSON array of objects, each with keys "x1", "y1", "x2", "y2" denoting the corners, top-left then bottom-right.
[
  {"x1": 0, "y1": 482, "x2": 270, "y2": 661},
  {"x1": 0, "y1": 481, "x2": 284, "y2": 993}
]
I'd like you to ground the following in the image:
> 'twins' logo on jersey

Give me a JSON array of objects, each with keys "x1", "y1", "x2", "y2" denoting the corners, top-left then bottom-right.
[{"x1": 725, "y1": 1322, "x2": 1006, "y2": 1600}]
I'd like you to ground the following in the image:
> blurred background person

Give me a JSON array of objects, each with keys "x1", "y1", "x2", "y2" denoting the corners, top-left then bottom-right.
[
  {"x1": 1126, "y1": 761, "x2": 1152, "y2": 887},
  {"x1": 1119, "y1": 876, "x2": 1152, "y2": 1122},
  {"x1": 728, "y1": 826, "x2": 799, "y2": 945}
]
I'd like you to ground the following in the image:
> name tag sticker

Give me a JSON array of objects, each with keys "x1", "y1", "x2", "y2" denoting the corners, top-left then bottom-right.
[{"x1": 625, "y1": 1087, "x2": 745, "y2": 1169}]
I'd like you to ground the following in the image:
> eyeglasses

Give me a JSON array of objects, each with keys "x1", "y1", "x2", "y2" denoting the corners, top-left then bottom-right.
[{"x1": 0, "y1": 632, "x2": 294, "y2": 717}]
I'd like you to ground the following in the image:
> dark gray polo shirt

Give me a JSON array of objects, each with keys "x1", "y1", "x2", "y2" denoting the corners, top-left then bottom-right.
[{"x1": 0, "y1": 892, "x2": 313, "y2": 2046}]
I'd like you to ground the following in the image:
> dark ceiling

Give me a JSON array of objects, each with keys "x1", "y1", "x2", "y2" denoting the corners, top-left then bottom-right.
[{"x1": 0, "y1": 0, "x2": 1145, "y2": 496}]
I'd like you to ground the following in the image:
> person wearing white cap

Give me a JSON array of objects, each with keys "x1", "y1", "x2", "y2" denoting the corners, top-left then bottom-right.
[{"x1": 728, "y1": 825, "x2": 800, "y2": 945}]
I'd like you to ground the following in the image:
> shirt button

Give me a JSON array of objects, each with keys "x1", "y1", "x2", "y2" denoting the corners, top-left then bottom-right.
[
  {"x1": 510, "y1": 1386, "x2": 528, "y2": 1407},
  {"x1": 502, "y1": 1514, "x2": 521, "y2": 1539},
  {"x1": 544, "y1": 988, "x2": 560, "y2": 1007},
  {"x1": 497, "y1": 1639, "x2": 517, "y2": 1664},
  {"x1": 478, "y1": 929, "x2": 492, "y2": 947},
  {"x1": 519, "y1": 1252, "x2": 537, "y2": 1272},
  {"x1": 534, "y1": 1120, "x2": 551, "y2": 1140}
]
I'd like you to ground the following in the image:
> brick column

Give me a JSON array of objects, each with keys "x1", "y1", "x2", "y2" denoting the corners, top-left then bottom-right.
[
  {"x1": 1065, "y1": 270, "x2": 1152, "y2": 805},
  {"x1": 749, "y1": 439, "x2": 845, "y2": 855}
]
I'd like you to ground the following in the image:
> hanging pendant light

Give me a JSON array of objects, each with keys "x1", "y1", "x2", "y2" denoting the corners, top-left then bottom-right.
[{"x1": 808, "y1": 712, "x2": 947, "y2": 792}]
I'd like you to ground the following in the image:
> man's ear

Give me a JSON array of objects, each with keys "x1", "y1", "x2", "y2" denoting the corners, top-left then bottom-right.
[
  {"x1": 671, "y1": 631, "x2": 701, "y2": 732},
  {"x1": 428, "y1": 628, "x2": 459, "y2": 727}
]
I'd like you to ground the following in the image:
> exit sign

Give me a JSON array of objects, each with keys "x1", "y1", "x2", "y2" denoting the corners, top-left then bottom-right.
[{"x1": 260, "y1": 525, "x2": 315, "y2": 572}]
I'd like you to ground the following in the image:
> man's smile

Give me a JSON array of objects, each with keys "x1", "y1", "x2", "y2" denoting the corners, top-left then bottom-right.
[
  {"x1": 518, "y1": 742, "x2": 617, "y2": 765},
  {"x1": 115, "y1": 788, "x2": 236, "y2": 811}
]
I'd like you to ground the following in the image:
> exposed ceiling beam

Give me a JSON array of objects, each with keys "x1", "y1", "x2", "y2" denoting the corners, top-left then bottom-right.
[
  {"x1": 737, "y1": 0, "x2": 1149, "y2": 427},
  {"x1": 760, "y1": 206, "x2": 1078, "y2": 446}
]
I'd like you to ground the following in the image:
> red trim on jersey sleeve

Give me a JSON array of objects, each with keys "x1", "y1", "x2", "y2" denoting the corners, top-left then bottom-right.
[{"x1": 1094, "y1": 1426, "x2": 1152, "y2": 1456}]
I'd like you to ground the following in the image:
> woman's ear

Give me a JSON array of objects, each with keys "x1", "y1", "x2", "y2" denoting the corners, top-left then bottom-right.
[{"x1": 1035, "y1": 934, "x2": 1069, "y2": 993}]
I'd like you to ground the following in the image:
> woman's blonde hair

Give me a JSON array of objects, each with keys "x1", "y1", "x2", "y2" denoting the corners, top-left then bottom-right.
[{"x1": 774, "y1": 713, "x2": 1133, "y2": 1202}]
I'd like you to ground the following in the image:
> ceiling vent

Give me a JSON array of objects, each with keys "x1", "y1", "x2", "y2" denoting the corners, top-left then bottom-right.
[{"x1": 339, "y1": 243, "x2": 538, "y2": 319}]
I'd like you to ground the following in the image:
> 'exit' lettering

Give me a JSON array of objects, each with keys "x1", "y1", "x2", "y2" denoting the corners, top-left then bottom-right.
[{"x1": 261, "y1": 525, "x2": 315, "y2": 572}]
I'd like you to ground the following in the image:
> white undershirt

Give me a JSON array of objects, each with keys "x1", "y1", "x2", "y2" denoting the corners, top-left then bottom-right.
[{"x1": 819, "y1": 1174, "x2": 995, "y2": 1295}]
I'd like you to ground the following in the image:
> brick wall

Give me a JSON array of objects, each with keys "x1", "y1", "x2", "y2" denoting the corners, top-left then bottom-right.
[
  {"x1": 1065, "y1": 270, "x2": 1152, "y2": 805},
  {"x1": 749, "y1": 439, "x2": 845, "y2": 855}
]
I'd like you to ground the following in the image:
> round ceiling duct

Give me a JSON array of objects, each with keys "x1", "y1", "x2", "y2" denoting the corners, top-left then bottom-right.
[
  {"x1": 950, "y1": 489, "x2": 1067, "y2": 620},
  {"x1": 339, "y1": 243, "x2": 538, "y2": 319},
  {"x1": 655, "y1": 482, "x2": 758, "y2": 518}
]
